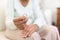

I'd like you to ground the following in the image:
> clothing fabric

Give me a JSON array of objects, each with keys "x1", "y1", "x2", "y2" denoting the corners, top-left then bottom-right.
[
  {"x1": 5, "y1": 25, "x2": 60, "y2": 40},
  {"x1": 5, "y1": 0, "x2": 46, "y2": 30}
]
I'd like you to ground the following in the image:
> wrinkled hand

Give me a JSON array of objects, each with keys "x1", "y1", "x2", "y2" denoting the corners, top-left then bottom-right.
[
  {"x1": 22, "y1": 24, "x2": 38, "y2": 38},
  {"x1": 13, "y1": 16, "x2": 27, "y2": 30}
]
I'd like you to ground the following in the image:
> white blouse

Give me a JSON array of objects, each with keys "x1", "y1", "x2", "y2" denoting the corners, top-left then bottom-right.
[
  {"x1": 14, "y1": 0, "x2": 34, "y2": 25},
  {"x1": 5, "y1": 0, "x2": 47, "y2": 30}
]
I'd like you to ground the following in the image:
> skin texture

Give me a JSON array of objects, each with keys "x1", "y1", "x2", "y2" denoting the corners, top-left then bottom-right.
[
  {"x1": 20, "y1": 0, "x2": 29, "y2": 7},
  {"x1": 22, "y1": 24, "x2": 38, "y2": 37},
  {"x1": 13, "y1": 0, "x2": 39, "y2": 38},
  {"x1": 13, "y1": 16, "x2": 27, "y2": 30},
  {"x1": 13, "y1": 16, "x2": 38, "y2": 38}
]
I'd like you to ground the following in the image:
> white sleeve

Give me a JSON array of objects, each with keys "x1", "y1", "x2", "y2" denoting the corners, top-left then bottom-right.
[
  {"x1": 26, "y1": 19, "x2": 33, "y2": 25},
  {"x1": 5, "y1": 0, "x2": 17, "y2": 30},
  {"x1": 33, "y1": 0, "x2": 47, "y2": 28},
  {"x1": 26, "y1": 16, "x2": 34, "y2": 25}
]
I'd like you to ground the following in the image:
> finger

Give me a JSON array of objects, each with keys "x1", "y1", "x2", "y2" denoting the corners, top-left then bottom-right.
[
  {"x1": 18, "y1": 17, "x2": 27, "y2": 24},
  {"x1": 23, "y1": 29, "x2": 31, "y2": 38},
  {"x1": 13, "y1": 16, "x2": 26, "y2": 22},
  {"x1": 22, "y1": 30, "x2": 28, "y2": 37},
  {"x1": 22, "y1": 26, "x2": 27, "y2": 33},
  {"x1": 13, "y1": 17, "x2": 22, "y2": 22},
  {"x1": 20, "y1": 16, "x2": 26, "y2": 21},
  {"x1": 14, "y1": 22, "x2": 20, "y2": 26},
  {"x1": 22, "y1": 28, "x2": 26, "y2": 34},
  {"x1": 23, "y1": 19, "x2": 28, "y2": 23},
  {"x1": 28, "y1": 30, "x2": 34, "y2": 37},
  {"x1": 19, "y1": 19, "x2": 27, "y2": 24},
  {"x1": 22, "y1": 27, "x2": 28, "y2": 36},
  {"x1": 27, "y1": 26, "x2": 35, "y2": 37},
  {"x1": 22, "y1": 27, "x2": 30, "y2": 37},
  {"x1": 23, "y1": 27, "x2": 32, "y2": 37}
]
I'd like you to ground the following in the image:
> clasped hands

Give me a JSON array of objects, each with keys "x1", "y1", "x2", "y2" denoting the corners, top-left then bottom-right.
[{"x1": 13, "y1": 16, "x2": 38, "y2": 38}]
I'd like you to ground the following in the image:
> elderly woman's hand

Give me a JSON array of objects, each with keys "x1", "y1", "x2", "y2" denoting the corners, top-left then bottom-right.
[
  {"x1": 13, "y1": 16, "x2": 27, "y2": 30},
  {"x1": 22, "y1": 24, "x2": 39, "y2": 38}
]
